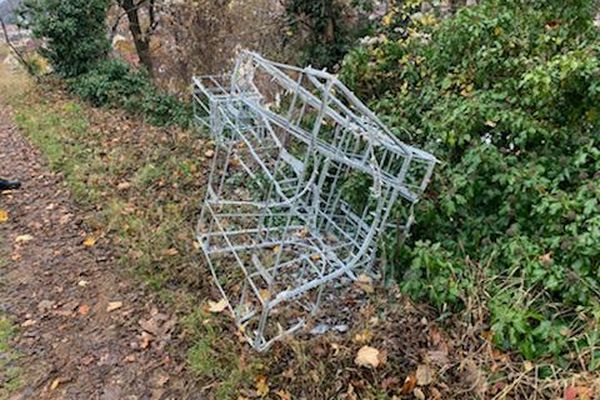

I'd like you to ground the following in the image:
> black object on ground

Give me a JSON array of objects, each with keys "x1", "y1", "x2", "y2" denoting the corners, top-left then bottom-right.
[{"x1": 0, "y1": 178, "x2": 21, "y2": 191}]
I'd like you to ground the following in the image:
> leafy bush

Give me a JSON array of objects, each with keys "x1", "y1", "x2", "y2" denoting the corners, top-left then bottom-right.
[
  {"x1": 70, "y1": 59, "x2": 192, "y2": 127},
  {"x1": 19, "y1": 0, "x2": 110, "y2": 77},
  {"x1": 341, "y1": 0, "x2": 599, "y2": 364}
]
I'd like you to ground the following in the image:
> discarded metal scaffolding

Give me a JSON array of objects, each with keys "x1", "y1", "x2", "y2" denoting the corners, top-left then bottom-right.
[{"x1": 193, "y1": 51, "x2": 436, "y2": 351}]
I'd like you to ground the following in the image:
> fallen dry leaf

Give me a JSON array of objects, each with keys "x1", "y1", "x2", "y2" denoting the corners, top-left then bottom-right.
[
  {"x1": 0, "y1": 209, "x2": 8, "y2": 223},
  {"x1": 155, "y1": 375, "x2": 169, "y2": 388},
  {"x1": 430, "y1": 387, "x2": 442, "y2": 400},
  {"x1": 539, "y1": 252, "x2": 553, "y2": 266},
  {"x1": 164, "y1": 248, "x2": 179, "y2": 256},
  {"x1": 275, "y1": 389, "x2": 291, "y2": 400},
  {"x1": 255, "y1": 375, "x2": 269, "y2": 397},
  {"x1": 15, "y1": 234, "x2": 34, "y2": 243},
  {"x1": 21, "y1": 319, "x2": 36, "y2": 327},
  {"x1": 413, "y1": 387, "x2": 425, "y2": 400},
  {"x1": 259, "y1": 289, "x2": 271, "y2": 301},
  {"x1": 296, "y1": 227, "x2": 309, "y2": 238},
  {"x1": 204, "y1": 149, "x2": 215, "y2": 158},
  {"x1": 207, "y1": 298, "x2": 228, "y2": 313},
  {"x1": 140, "y1": 331, "x2": 153, "y2": 349},
  {"x1": 416, "y1": 364, "x2": 434, "y2": 386},
  {"x1": 353, "y1": 329, "x2": 373, "y2": 343},
  {"x1": 355, "y1": 274, "x2": 374, "y2": 293},
  {"x1": 78, "y1": 304, "x2": 90, "y2": 316},
  {"x1": 50, "y1": 378, "x2": 60, "y2": 390},
  {"x1": 83, "y1": 236, "x2": 96, "y2": 247},
  {"x1": 401, "y1": 373, "x2": 417, "y2": 395},
  {"x1": 106, "y1": 301, "x2": 123, "y2": 312},
  {"x1": 565, "y1": 386, "x2": 578, "y2": 400},
  {"x1": 117, "y1": 181, "x2": 131, "y2": 190},
  {"x1": 355, "y1": 346, "x2": 381, "y2": 368}
]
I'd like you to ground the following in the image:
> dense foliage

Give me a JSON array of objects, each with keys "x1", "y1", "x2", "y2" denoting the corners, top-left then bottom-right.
[
  {"x1": 19, "y1": 0, "x2": 110, "y2": 77},
  {"x1": 69, "y1": 59, "x2": 191, "y2": 127},
  {"x1": 341, "y1": 0, "x2": 599, "y2": 364}
]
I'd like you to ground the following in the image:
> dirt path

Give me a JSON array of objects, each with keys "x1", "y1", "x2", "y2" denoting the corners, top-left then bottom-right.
[{"x1": 0, "y1": 102, "x2": 194, "y2": 399}]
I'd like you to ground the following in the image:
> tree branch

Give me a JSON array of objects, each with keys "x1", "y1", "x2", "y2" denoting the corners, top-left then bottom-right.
[{"x1": 0, "y1": 17, "x2": 38, "y2": 79}]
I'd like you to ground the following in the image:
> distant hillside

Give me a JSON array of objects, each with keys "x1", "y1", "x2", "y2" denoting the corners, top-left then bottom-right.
[{"x1": 0, "y1": 0, "x2": 21, "y2": 22}]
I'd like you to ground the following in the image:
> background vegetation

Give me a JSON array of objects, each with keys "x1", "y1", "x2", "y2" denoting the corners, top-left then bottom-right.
[{"x1": 341, "y1": 0, "x2": 599, "y2": 366}]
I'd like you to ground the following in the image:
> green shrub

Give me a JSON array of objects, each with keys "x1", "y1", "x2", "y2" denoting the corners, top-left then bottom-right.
[
  {"x1": 341, "y1": 0, "x2": 600, "y2": 363},
  {"x1": 70, "y1": 59, "x2": 192, "y2": 127},
  {"x1": 19, "y1": 0, "x2": 110, "y2": 77}
]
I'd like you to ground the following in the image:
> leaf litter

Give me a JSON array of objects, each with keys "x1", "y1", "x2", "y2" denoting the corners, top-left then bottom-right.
[{"x1": 0, "y1": 79, "x2": 590, "y2": 399}]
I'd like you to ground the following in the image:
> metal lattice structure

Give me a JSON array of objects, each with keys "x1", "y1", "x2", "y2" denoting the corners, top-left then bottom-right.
[{"x1": 193, "y1": 51, "x2": 436, "y2": 351}]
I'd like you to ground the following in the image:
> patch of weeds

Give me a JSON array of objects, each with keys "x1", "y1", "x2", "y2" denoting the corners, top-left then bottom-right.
[
  {"x1": 182, "y1": 310, "x2": 258, "y2": 398},
  {"x1": 133, "y1": 163, "x2": 163, "y2": 187},
  {"x1": 0, "y1": 313, "x2": 22, "y2": 398}
]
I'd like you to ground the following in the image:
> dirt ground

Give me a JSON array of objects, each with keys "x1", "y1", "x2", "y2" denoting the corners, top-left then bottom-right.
[{"x1": 0, "y1": 102, "x2": 198, "y2": 399}]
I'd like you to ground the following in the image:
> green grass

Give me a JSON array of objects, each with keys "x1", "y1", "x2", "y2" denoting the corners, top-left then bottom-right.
[
  {"x1": 182, "y1": 310, "x2": 258, "y2": 399},
  {"x1": 0, "y1": 239, "x2": 22, "y2": 399},
  {"x1": 0, "y1": 314, "x2": 22, "y2": 398}
]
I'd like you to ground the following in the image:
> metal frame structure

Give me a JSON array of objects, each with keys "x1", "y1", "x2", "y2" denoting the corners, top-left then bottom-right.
[{"x1": 193, "y1": 51, "x2": 436, "y2": 351}]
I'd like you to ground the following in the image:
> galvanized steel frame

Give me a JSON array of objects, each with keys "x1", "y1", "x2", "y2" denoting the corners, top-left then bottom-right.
[{"x1": 193, "y1": 51, "x2": 436, "y2": 351}]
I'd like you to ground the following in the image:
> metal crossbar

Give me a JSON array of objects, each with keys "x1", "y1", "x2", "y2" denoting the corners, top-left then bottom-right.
[{"x1": 193, "y1": 51, "x2": 436, "y2": 351}]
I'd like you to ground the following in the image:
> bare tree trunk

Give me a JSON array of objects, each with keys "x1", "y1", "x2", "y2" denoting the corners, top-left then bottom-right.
[{"x1": 120, "y1": 0, "x2": 154, "y2": 76}]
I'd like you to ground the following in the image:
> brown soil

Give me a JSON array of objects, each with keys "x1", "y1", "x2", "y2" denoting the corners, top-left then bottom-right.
[{"x1": 0, "y1": 102, "x2": 197, "y2": 399}]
